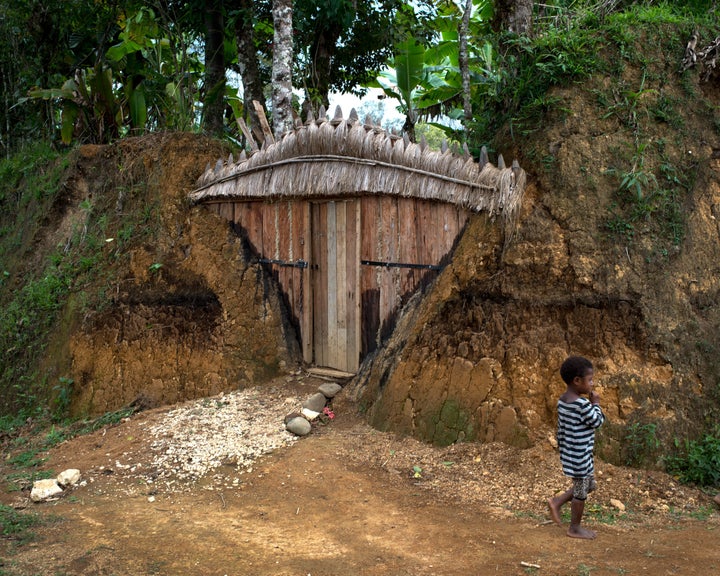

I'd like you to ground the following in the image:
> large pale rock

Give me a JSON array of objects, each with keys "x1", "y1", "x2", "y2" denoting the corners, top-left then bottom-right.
[
  {"x1": 286, "y1": 416, "x2": 312, "y2": 436},
  {"x1": 57, "y1": 468, "x2": 81, "y2": 487},
  {"x1": 31, "y1": 479, "x2": 63, "y2": 502}
]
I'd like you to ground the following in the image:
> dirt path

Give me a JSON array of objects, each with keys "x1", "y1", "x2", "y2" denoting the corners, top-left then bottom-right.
[{"x1": 2, "y1": 383, "x2": 719, "y2": 575}]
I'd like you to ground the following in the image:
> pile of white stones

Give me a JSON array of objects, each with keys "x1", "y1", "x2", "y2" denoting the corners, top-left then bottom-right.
[
  {"x1": 30, "y1": 381, "x2": 344, "y2": 501},
  {"x1": 141, "y1": 381, "x2": 343, "y2": 485}
]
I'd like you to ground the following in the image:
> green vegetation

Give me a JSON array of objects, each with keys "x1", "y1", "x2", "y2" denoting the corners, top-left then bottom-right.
[
  {"x1": 665, "y1": 426, "x2": 720, "y2": 487},
  {"x1": 0, "y1": 136, "x2": 161, "y2": 424},
  {"x1": 0, "y1": 144, "x2": 71, "y2": 420},
  {"x1": 2, "y1": 407, "x2": 135, "y2": 493},
  {"x1": 623, "y1": 422, "x2": 661, "y2": 467},
  {"x1": 0, "y1": 504, "x2": 42, "y2": 546}
]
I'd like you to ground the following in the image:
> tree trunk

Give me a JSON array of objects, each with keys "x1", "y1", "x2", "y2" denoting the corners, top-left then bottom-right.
[
  {"x1": 235, "y1": 0, "x2": 265, "y2": 142},
  {"x1": 272, "y1": 0, "x2": 294, "y2": 138},
  {"x1": 204, "y1": 0, "x2": 226, "y2": 138},
  {"x1": 302, "y1": 24, "x2": 342, "y2": 119},
  {"x1": 492, "y1": 0, "x2": 533, "y2": 35},
  {"x1": 459, "y1": 0, "x2": 472, "y2": 122}
]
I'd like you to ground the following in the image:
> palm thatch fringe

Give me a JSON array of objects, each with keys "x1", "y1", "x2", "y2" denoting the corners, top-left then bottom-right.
[{"x1": 190, "y1": 108, "x2": 526, "y2": 225}]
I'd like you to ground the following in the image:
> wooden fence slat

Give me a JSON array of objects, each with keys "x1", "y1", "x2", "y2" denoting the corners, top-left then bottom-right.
[
  {"x1": 360, "y1": 196, "x2": 380, "y2": 356},
  {"x1": 246, "y1": 201, "x2": 265, "y2": 256},
  {"x1": 348, "y1": 199, "x2": 361, "y2": 371},
  {"x1": 219, "y1": 203, "x2": 232, "y2": 221},
  {"x1": 300, "y1": 201, "x2": 312, "y2": 363},
  {"x1": 398, "y1": 197, "x2": 419, "y2": 299},
  {"x1": 379, "y1": 195, "x2": 398, "y2": 339},
  {"x1": 313, "y1": 203, "x2": 329, "y2": 367},
  {"x1": 277, "y1": 201, "x2": 292, "y2": 328},
  {"x1": 336, "y1": 201, "x2": 347, "y2": 371},
  {"x1": 326, "y1": 201, "x2": 338, "y2": 369}
]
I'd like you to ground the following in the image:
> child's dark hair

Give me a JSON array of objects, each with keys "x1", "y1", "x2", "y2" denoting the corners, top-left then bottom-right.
[{"x1": 560, "y1": 356, "x2": 593, "y2": 385}]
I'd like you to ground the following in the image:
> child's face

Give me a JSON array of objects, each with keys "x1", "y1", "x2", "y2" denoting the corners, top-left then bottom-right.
[{"x1": 573, "y1": 368, "x2": 594, "y2": 395}]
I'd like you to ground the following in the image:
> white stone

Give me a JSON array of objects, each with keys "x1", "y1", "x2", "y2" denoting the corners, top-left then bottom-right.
[
  {"x1": 57, "y1": 468, "x2": 81, "y2": 487},
  {"x1": 301, "y1": 408, "x2": 320, "y2": 421},
  {"x1": 609, "y1": 498, "x2": 626, "y2": 512},
  {"x1": 31, "y1": 479, "x2": 63, "y2": 502}
]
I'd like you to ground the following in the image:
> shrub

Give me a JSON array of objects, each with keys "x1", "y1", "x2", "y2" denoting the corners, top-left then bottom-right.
[{"x1": 665, "y1": 427, "x2": 720, "y2": 487}]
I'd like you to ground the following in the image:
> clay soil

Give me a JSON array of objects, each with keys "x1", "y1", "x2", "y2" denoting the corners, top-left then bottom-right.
[{"x1": 1, "y1": 377, "x2": 719, "y2": 576}]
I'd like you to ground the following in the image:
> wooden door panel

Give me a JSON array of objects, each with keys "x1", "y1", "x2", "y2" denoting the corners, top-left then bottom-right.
[{"x1": 311, "y1": 200, "x2": 360, "y2": 372}]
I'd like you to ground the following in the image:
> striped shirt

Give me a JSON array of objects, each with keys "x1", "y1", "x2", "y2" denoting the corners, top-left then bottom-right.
[{"x1": 557, "y1": 397, "x2": 604, "y2": 478}]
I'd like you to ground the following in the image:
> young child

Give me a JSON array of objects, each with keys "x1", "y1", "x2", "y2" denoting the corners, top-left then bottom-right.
[{"x1": 548, "y1": 355, "x2": 605, "y2": 539}]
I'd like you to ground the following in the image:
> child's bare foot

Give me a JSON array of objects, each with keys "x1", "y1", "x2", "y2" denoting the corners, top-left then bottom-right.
[
  {"x1": 547, "y1": 498, "x2": 563, "y2": 526},
  {"x1": 567, "y1": 525, "x2": 596, "y2": 539}
]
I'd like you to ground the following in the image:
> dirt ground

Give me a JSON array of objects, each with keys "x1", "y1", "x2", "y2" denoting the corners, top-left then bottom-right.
[{"x1": 1, "y1": 377, "x2": 719, "y2": 576}]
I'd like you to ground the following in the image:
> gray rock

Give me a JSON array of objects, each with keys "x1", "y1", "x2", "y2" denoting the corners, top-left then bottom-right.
[
  {"x1": 318, "y1": 383, "x2": 342, "y2": 399},
  {"x1": 286, "y1": 416, "x2": 312, "y2": 436},
  {"x1": 302, "y1": 392, "x2": 327, "y2": 413},
  {"x1": 284, "y1": 412, "x2": 303, "y2": 425}
]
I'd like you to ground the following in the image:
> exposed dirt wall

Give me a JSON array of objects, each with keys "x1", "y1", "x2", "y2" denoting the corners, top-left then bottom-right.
[
  {"x1": 349, "y1": 62, "x2": 720, "y2": 464},
  {"x1": 51, "y1": 134, "x2": 299, "y2": 416}
]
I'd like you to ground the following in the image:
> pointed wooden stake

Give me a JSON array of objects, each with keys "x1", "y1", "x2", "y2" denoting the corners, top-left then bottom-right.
[{"x1": 252, "y1": 100, "x2": 274, "y2": 145}]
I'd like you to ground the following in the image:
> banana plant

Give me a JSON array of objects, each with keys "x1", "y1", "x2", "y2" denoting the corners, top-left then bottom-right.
[
  {"x1": 22, "y1": 6, "x2": 202, "y2": 144},
  {"x1": 368, "y1": 0, "x2": 496, "y2": 142},
  {"x1": 25, "y1": 63, "x2": 123, "y2": 144},
  {"x1": 370, "y1": 38, "x2": 426, "y2": 140}
]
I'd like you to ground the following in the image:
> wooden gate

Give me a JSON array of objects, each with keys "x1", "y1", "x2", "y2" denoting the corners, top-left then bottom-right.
[
  {"x1": 311, "y1": 200, "x2": 361, "y2": 371},
  {"x1": 205, "y1": 196, "x2": 468, "y2": 373}
]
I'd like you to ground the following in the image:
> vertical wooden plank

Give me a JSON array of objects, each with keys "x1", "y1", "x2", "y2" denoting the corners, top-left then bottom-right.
[
  {"x1": 319, "y1": 203, "x2": 329, "y2": 368},
  {"x1": 415, "y1": 199, "x2": 432, "y2": 266},
  {"x1": 245, "y1": 201, "x2": 265, "y2": 257},
  {"x1": 312, "y1": 203, "x2": 329, "y2": 367},
  {"x1": 277, "y1": 200, "x2": 292, "y2": 327},
  {"x1": 218, "y1": 202, "x2": 234, "y2": 223},
  {"x1": 360, "y1": 196, "x2": 381, "y2": 356},
  {"x1": 300, "y1": 201, "x2": 313, "y2": 363},
  {"x1": 441, "y1": 203, "x2": 456, "y2": 260},
  {"x1": 326, "y1": 201, "x2": 338, "y2": 368},
  {"x1": 347, "y1": 199, "x2": 361, "y2": 371},
  {"x1": 261, "y1": 203, "x2": 277, "y2": 283},
  {"x1": 335, "y1": 201, "x2": 347, "y2": 371},
  {"x1": 458, "y1": 209, "x2": 469, "y2": 234},
  {"x1": 428, "y1": 200, "x2": 443, "y2": 266},
  {"x1": 379, "y1": 195, "x2": 398, "y2": 338},
  {"x1": 311, "y1": 202, "x2": 321, "y2": 366},
  {"x1": 233, "y1": 202, "x2": 248, "y2": 228},
  {"x1": 398, "y1": 197, "x2": 419, "y2": 300},
  {"x1": 232, "y1": 201, "x2": 247, "y2": 250}
]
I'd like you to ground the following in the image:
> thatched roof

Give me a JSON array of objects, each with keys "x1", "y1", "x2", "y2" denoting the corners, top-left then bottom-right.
[{"x1": 189, "y1": 106, "x2": 526, "y2": 224}]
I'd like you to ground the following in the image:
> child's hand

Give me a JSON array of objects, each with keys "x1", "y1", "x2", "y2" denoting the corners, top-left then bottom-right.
[{"x1": 589, "y1": 390, "x2": 600, "y2": 405}]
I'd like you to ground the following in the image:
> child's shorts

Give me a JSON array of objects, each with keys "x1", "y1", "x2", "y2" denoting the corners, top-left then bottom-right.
[{"x1": 572, "y1": 475, "x2": 597, "y2": 501}]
